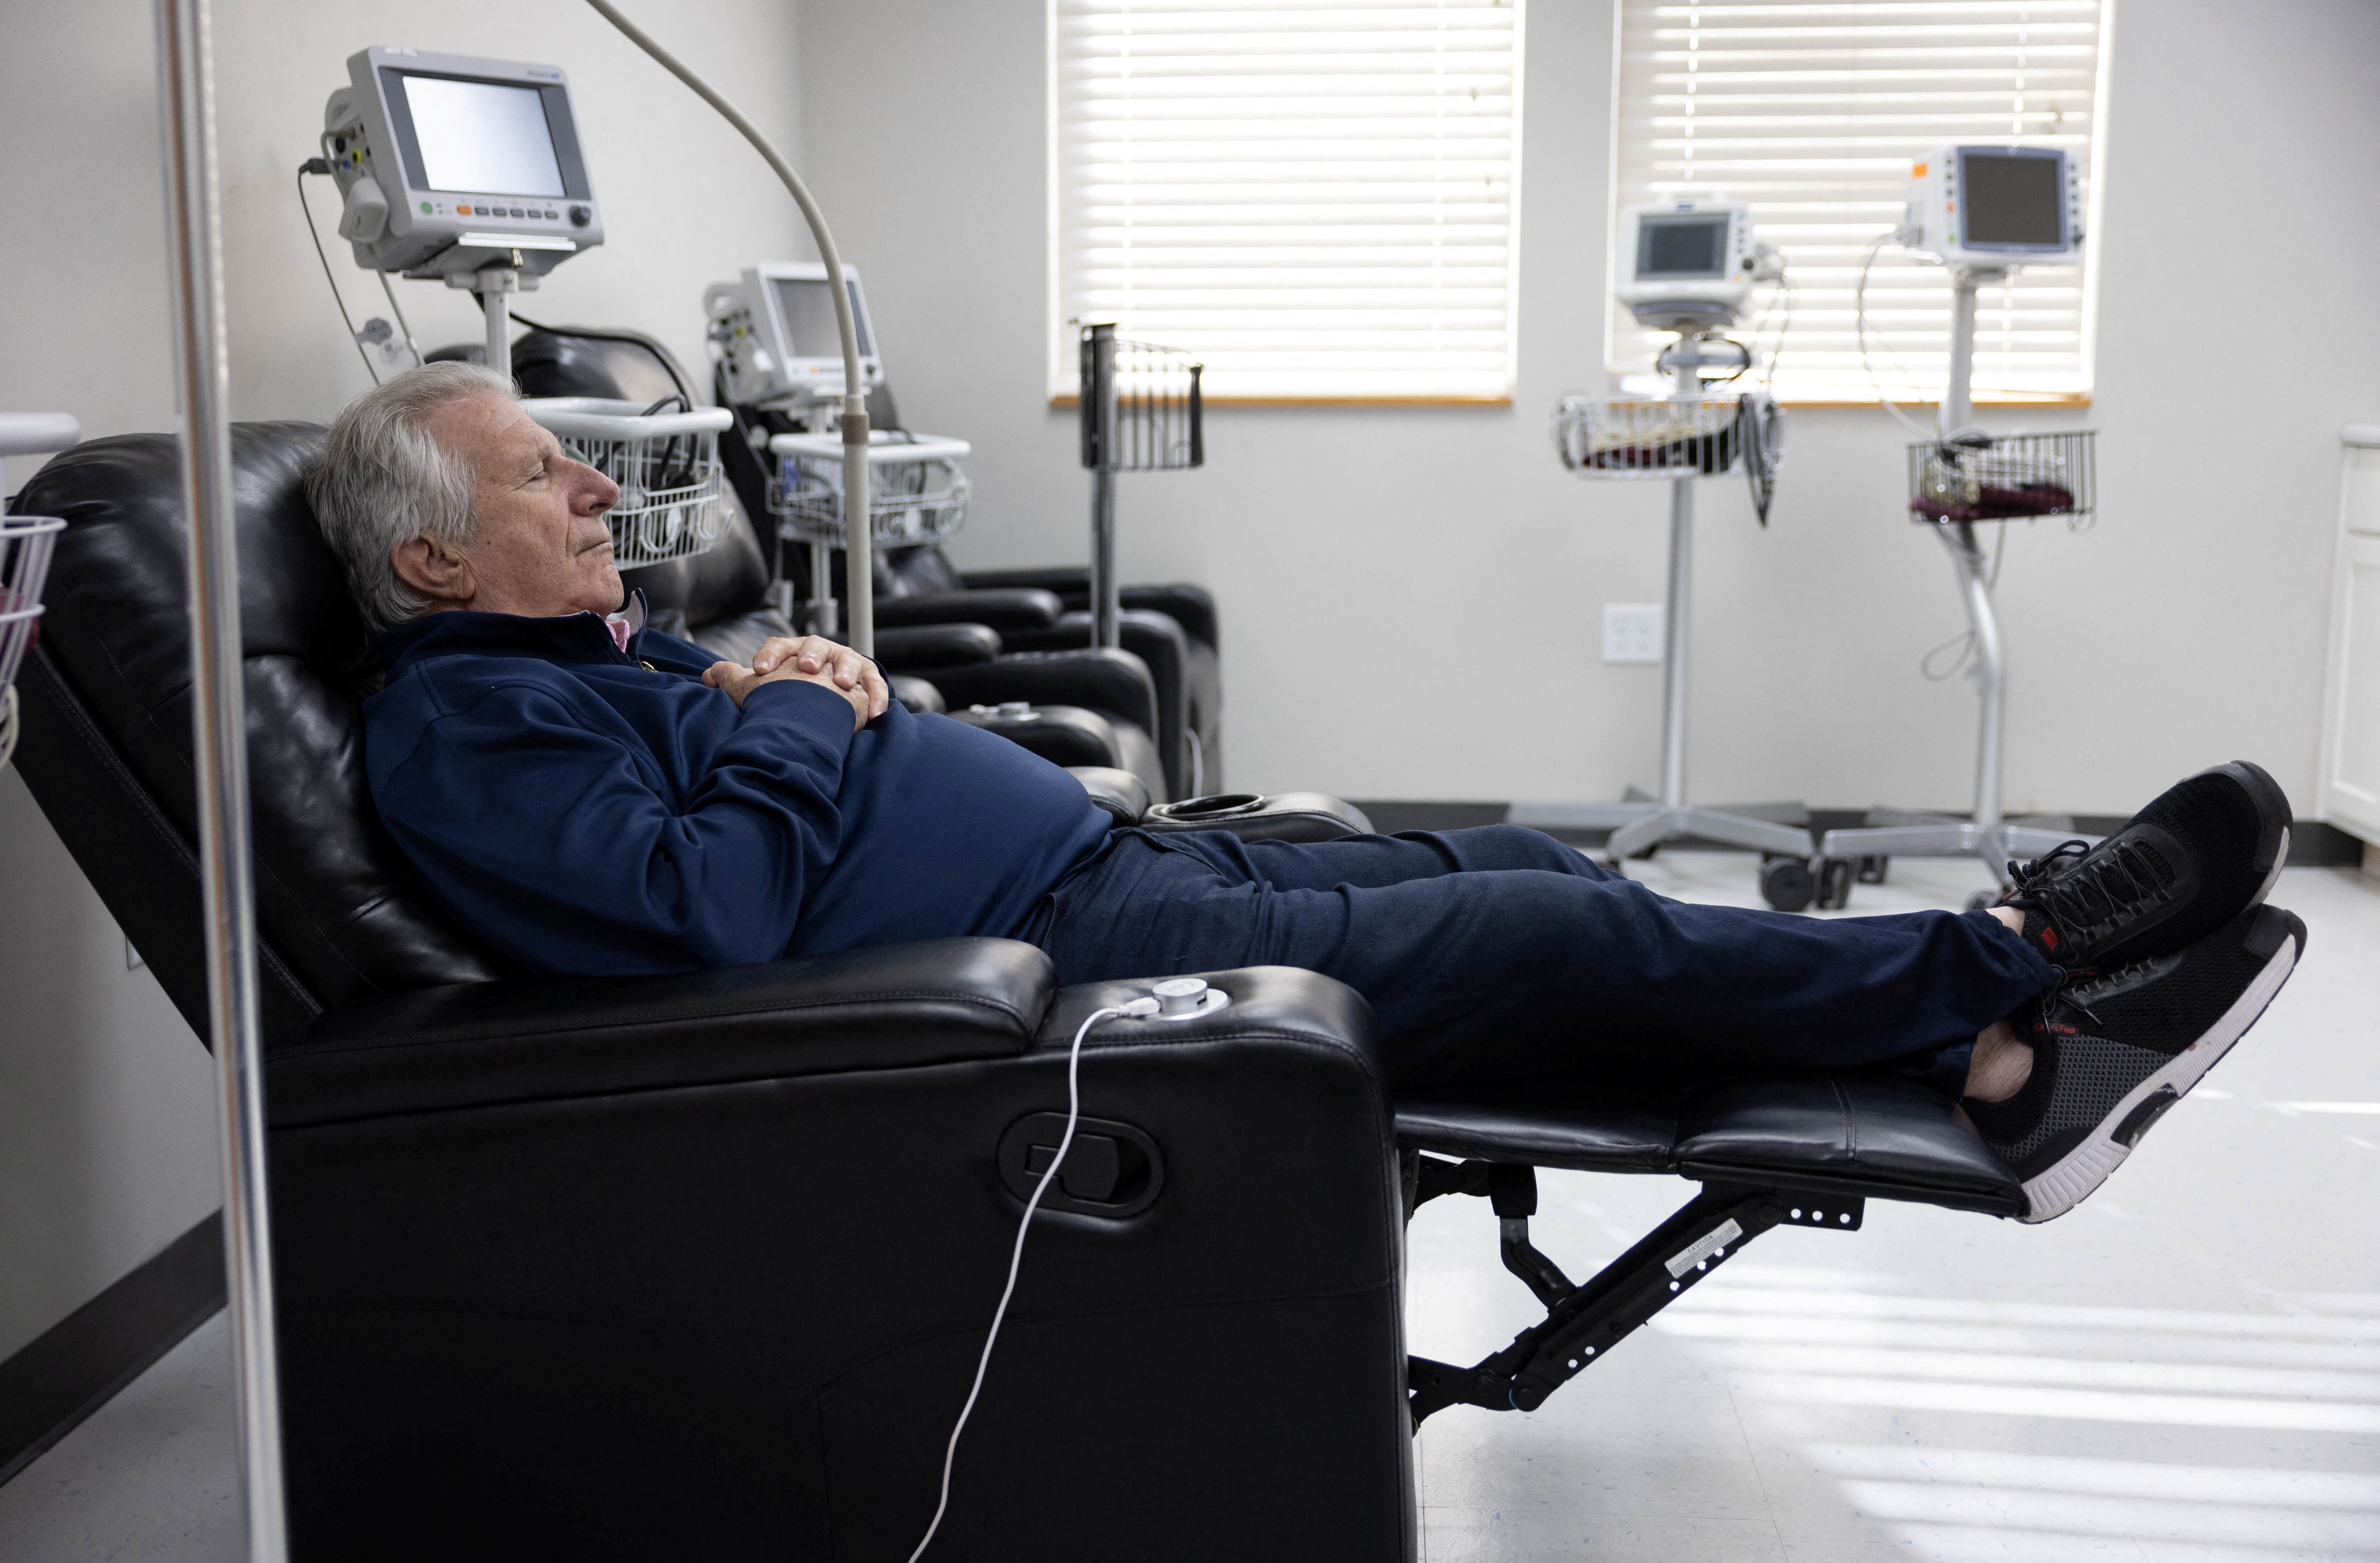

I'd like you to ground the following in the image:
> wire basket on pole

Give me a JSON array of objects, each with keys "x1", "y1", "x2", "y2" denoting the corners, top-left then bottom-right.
[
  {"x1": 768, "y1": 430, "x2": 973, "y2": 549},
  {"x1": 765, "y1": 429, "x2": 972, "y2": 637},
  {"x1": 521, "y1": 397, "x2": 735, "y2": 568},
  {"x1": 1079, "y1": 324, "x2": 1203, "y2": 649},
  {"x1": 0, "y1": 513, "x2": 64, "y2": 772},
  {"x1": 1907, "y1": 430, "x2": 2095, "y2": 526}
]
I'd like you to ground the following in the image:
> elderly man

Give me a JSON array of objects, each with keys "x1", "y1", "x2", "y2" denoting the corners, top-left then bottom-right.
[{"x1": 311, "y1": 363, "x2": 2303, "y2": 1224}]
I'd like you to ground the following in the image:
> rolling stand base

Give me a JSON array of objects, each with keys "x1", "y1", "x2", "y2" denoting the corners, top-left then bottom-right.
[
  {"x1": 1509, "y1": 795, "x2": 1818, "y2": 909},
  {"x1": 1818, "y1": 811, "x2": 2094, "y2": 910}
]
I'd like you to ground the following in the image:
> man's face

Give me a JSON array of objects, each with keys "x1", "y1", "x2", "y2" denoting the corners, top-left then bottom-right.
[{"x1": 424, "y1": 390, "x2": 624, "y2": 619}]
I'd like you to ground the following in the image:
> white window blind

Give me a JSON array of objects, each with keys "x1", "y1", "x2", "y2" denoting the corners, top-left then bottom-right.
[
  {"x1": 1051, "y1": 0, "x2": 1524, "y2": 401},
  {"x1": 1610, "y1": 0, "x2": 2107, "y2": 403}
]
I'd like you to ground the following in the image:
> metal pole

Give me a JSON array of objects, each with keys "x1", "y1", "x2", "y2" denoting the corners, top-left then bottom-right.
[
  {"x1": 1946, "y1": 520, "x2": 2007, "y2": 831},
  {"x1": 1660, "y1": 476, "x2": 1692, "y2": 809},
  {"x1": 1656, "y1": 333, "x2": 1703, "y2": 811},
  {"x1": 807, "y1": 539, "x2": 838, "y2": 637},
  {"x1": 581, "y1": 0, "x2": 872, "y2": 655},
  {"x1": 481, "y1": 272, "x2": 514, "y2": 380},
  {"x1": 1943, "y1": 270, "x2": 1981, "y2": 433},
  {"x1": 1086, "y1": 325, "x2": 1121, "y2": 649},
  {"x1": 155, "y1": 0, "x2": 286, "y2": 1558}
]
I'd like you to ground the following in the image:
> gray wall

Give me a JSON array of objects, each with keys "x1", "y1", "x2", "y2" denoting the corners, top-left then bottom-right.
[
  {"x1": 0, "y1": 0, "x2": 806, "y2": 1366},
  {"x1": 796, "y1": 0, "x2": 2380, "y2": 815}
]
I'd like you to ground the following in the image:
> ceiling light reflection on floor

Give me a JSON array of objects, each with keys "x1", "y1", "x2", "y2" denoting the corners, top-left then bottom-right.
[
  {"x1": 1838, "y1": 1479, "x2": 2380, "y2": 1550},
  {"x1": 1656, "y1": 1310, "x2": 2380, "y2": 1368},
  {"x1": 1740, "y1": 1372, "x2": 2380, "y2": 1430},
  {"x1": 1698, "y1": 1341, "x2": 2380, "y2": 1398},
  {"x1": 1810, "y1": 1444, "x2": 2380, "y2": 1507}
]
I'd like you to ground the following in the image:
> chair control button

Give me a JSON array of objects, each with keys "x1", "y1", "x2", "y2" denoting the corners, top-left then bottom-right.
[{"x1": 1153, "y1": 976, "x2": 1209, "y2": 1016}]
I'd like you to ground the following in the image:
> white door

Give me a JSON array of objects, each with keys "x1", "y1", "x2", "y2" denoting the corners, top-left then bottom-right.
[{"x1": 2321, "y1": 528, "x2": 2380, "y2": 843}]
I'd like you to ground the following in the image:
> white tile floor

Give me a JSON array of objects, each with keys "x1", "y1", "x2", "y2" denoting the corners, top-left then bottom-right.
[{"x1": 2, "y1": 856, "x2": 2374, "y2": 1562}]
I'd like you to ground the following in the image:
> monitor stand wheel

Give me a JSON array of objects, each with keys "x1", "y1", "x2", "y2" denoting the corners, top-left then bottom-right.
[{"x1": 1759, "y1": 854, "x2": 1817, "y2": 913}]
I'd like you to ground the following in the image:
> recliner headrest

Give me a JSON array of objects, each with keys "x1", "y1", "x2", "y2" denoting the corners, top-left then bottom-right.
[{"x1": 18, "y1": 422, "x2": 505, "y2": 1027}]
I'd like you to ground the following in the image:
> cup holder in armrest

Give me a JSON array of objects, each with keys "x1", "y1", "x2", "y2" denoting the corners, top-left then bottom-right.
[
  {"x1": 1147, "y1": 793, "x2": 1265, "y2": 822},
  {"x1": 1139, "y1": 792, "x2": 1374, "y2": 844}
]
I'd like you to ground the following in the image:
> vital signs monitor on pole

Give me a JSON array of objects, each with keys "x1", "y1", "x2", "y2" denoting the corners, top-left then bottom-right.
[
  {"x1": 1901, "y1": 144, "x2": 2081, "y2": 269},
  {"x1": 706, "y1": 263, "x2": 884, "y2": 407},
  {"x1": 322, "y1": 47, "x2": 605, "y2": 377},
  {"x1": 323, "y1": 47, "x2": 604, "y2": 279},
  {"x1": 1613, "y1": 197, "x2": 1779, "y2": 333},
  {"x1": 1811, "y1": 144, "x2": 2096, "y2": 908}
]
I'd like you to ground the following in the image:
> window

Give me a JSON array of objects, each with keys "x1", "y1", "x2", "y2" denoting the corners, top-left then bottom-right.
[
  {"x1": 1050, "y1": 0, "x2": 1525, "y2": 401},
  {"x1": 1609, "y1": 0, "x2": 2109, "y2": 403}
]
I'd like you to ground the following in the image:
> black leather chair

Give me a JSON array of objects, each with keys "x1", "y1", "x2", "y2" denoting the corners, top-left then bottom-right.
[
  {"x1": 9, "y1": 423, "x2": 1409, "y2": 1559},
  {"x1": 9, "y1": 422, "x2": 2028, "y2": 1553}
]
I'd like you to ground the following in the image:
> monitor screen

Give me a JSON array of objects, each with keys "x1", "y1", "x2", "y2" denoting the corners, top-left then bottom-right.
[
  {"x1": 1637, "y1": 215, "x2": 1729, "y2": 281},
  {"x1": 772, "y1": 277, "x2": 874, "y2": 359},
  {"x1": 399, "y1": 74, "x2": 566, "y2": 197},
  {"x1": 1960, "y1": 152, "x2": 2064, "y2": 246}
]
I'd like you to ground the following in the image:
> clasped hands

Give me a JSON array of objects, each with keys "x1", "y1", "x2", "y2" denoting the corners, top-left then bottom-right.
[{"x1": 703, "y1": 635, "x2": 889, "y2": 730}]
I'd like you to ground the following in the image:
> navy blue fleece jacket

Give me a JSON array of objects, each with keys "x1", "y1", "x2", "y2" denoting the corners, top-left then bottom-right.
[{"x1": 364, "y1": 605, "x2": 1112, "y2": 975}]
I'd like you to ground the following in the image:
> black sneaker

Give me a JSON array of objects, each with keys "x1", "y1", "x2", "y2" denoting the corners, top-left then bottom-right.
[
  {"x1": 2001, "y1": 761, "x2": 2291, "y2": 971},
  {"x1": 1967, "y1": 902, "x2": 2306, "y2": 1223}
]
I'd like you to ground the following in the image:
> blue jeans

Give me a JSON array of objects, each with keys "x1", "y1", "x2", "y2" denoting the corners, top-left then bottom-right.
[{"x1": 1025, "y1": 825, "x2": 2058, "y2": 1093}]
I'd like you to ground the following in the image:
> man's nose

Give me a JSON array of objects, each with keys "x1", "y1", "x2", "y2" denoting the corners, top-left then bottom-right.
[{"x1": 576, "y1": 461, "x2": 622, "y2": 512}]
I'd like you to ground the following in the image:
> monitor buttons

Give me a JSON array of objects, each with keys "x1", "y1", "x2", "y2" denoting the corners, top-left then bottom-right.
[{"x1": 568, "y1": 204, "x2": 591, "y2": 228}]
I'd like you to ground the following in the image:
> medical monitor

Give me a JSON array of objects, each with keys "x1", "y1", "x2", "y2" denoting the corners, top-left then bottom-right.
[
  {"x1": 1636, "y1": 214, "x2": 1731, "y2": 281},
  {"x1": 707, "y1": 264, "x2": 884, "y2": 407},
  {"x1": 1904, "y1": 145, "x2": 2080, "y2": 268},
  {"x1": 1613, "y1": 197, "x2": 1762, "y2": 333},
  {"x1": 323, "y1": 47, "x2": 605, "y2": 279}
]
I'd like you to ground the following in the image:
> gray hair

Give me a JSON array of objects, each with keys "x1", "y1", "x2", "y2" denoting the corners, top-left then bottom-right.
[{"x1": 305, "y1": 361, "x2": 515, "y2": 634}]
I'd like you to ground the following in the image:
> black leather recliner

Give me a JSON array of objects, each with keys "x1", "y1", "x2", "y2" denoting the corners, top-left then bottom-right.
[
  {"x1": 10, "y1": 423, "x2": 1410, "y2": 1559},
  {"x1": 10, "y1": 422, "x2": 2030, "y2": 1553}
]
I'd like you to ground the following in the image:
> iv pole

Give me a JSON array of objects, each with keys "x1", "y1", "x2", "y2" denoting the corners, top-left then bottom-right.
[
  {"x1": 156, "y1": 0, "x2": 286, "y2": 1556},
  {"x1": 1814, "y1": 267, "x2": 2084, "y2": 895},
  {"x1": 583, "y1": 0, "x2": 874, "y2": 657}
]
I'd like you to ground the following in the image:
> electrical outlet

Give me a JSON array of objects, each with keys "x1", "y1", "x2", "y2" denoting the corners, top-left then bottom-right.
[{"x1": 1603, "y1": 603, "x2": 1664, "y2": 664}]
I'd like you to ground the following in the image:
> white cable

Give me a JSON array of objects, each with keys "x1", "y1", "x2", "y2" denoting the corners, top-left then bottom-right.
[
  {"x1": 1855, "y1": 235, "x2": 1931, "y2": 438},
  {"x1": 906, "y1": 994, "x2": 1159, "y2": 1562},
  {"x1": 375, "y1": 269, "x2": 424, "y2": 367}
]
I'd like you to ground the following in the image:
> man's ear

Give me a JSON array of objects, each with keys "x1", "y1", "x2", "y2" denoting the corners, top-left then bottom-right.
[{"x1": 390, "y1": 533, "x2": 475, "y2": 608}]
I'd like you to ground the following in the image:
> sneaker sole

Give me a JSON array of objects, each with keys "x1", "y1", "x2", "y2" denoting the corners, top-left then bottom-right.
[{"x1": 2017, "y1": 904, "x2": 2305, "y2": 1224}]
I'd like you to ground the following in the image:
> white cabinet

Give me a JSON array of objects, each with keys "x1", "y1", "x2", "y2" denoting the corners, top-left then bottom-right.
[{"x1": 2318, "y1": 427, "x2": 2380, "y2": 845}]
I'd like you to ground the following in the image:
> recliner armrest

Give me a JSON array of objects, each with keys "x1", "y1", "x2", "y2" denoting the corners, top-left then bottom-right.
[
  {"x1": 1067, "y1": 765, "x2": 1150, "y2": 826},
  {"x1": 872, "y1": 622, "x2": 1004, "y2": 669},
  {"x1": 926, "y1": 647, "x2": 1160, "y2": 739},
  {"x1": 267, "y1": 937, "x2": 1055, "y2": 1128},
  {"x1": 876, "y1": 589, "x2": 1064, "y2": 633},
  {"x1": 958, "y1": 569, "x2": 1218, "y2": 649}
]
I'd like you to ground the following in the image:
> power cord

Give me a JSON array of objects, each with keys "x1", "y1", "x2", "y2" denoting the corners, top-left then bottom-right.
[
  {"x1": 1919, "y1": 521, "x2": 2010, "y2": 682},
  {"x1": 508, "y1": 314, "x2": 695, "y2": 402},
  {"x1": 1855, "y1": 234, "x2": 1931, "y2": 438},
  {"x1": 905, "y1": 993, "x2": 1161, "y2": 1562},
  {"x1": 296, "y1": 160, "x2": 380, "y2": 385},
  {"x1": 374, "y1": 267, "x2": 423, "y2": 367}
]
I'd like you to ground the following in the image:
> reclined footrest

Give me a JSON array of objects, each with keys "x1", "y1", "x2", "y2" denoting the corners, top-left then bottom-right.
[{"x1": 1406, "y1": 1162, "x2": 1863, "y2": 1427}]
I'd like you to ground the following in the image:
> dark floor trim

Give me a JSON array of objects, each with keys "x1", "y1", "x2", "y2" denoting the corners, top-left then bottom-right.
[
  {"x1": 0, "y1": 1212, "x2": 224, "y2": 1489},
  {"x1": 1349, "y1": 803, "x2": 2367, "y2": 867}
]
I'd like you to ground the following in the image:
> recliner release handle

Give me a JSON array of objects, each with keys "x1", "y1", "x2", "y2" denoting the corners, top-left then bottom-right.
[{"x1": 996, "y1": 1111, "x2": 1166, "y2": 1218}]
